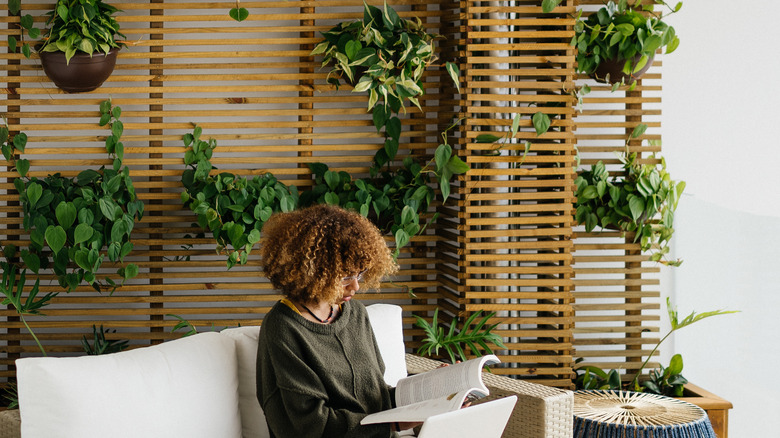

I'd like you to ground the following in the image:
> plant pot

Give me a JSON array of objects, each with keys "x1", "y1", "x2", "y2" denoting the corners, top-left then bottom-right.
[
  {"x1": 677, "y1": 383, "x2": 733, "y2": 438},
  {"x1": 38, "y1": 47, "x2": 120, "y2": 93},
  {"x1": 590, "y1": 54, "x2": 654, "y2": 85}
]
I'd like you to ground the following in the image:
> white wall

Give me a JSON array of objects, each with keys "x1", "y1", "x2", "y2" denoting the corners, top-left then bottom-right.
[{"x1": 662, "y1": 1, "x2": 780, "y2": 436}]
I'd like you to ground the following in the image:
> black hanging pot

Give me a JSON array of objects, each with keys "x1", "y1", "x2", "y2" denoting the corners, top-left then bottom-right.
[
  {"x1": 590, "y1": 54, "x2": 654, "y2": 85},
  {"x1": 39, "y1": 47, "x2": 120, "y2": 93}
]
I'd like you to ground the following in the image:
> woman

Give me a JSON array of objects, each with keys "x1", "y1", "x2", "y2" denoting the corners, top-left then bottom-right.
[{"x1": 256, "y1": 204, "x2": 416, "y2": 437}]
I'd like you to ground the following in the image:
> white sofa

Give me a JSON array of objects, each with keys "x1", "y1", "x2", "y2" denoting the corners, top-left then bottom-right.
[{"x1": 0, "y1": 304, "x2": 573, "y2": 438}]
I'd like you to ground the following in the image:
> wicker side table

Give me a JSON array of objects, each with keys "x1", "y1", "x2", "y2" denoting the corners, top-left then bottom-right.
[{"x1": 573, "y1": 390, "x2": 717, "y2": 438}]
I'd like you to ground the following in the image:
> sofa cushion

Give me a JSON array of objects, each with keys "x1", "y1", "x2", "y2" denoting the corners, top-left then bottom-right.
[
  {"x1": 220, "y1": 326, "x2": 269, "y2": 438},
  {"x1": 365, "y1": 303, "x2": 407, "y2": 386},
  {"x1": 16, "y1": 332, "x2": 242, "y2": 438}
]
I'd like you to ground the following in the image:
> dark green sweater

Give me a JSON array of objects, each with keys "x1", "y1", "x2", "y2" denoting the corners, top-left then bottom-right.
[{"x1": 256, "y1": 300, "x2": 397, "y2": 438}]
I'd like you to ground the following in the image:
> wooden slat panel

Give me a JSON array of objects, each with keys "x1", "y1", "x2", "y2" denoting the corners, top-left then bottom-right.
[
  {"x1": 571, "y1": 0, "x2": 666, "y2": 378},
  {"x1": 430, "y1": 0, "x2": 575, "y2": 387},
  {"x1": 0, "y1": 0, "x2": 448, "y2": 380}
]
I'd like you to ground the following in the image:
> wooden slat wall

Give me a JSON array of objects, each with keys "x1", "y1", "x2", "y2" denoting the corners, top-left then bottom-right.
[
  {"x1": 432, "y1": 0, "x2": 576, "y2": 386},
  {"x1": 1, "y1": 0, "x2": 665, "y2": 390},
  {"x1": 0, "y1": 0, "x2": 451, "y2": 380},
  {"x1": 571, "y1": 0, "x2": 663, "y2": 375}
]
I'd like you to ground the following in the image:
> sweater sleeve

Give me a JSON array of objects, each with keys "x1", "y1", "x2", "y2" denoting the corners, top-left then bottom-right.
[{"x1": 263, "y1": 336, "x2": 396, "y2": 438}]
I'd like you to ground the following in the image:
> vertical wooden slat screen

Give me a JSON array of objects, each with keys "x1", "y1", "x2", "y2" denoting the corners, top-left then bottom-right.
[
  {"x1": 1, "y1": 0, "x2": 667, "y2": 391},
  {"x1": 0, "y1": 0, "x2": 450, "y2": 380},
  {"x1": 571, "y1": 0, "x2": 664, "y2": 376},
  {"x1": 432, "y1": 0, "x2": 576, "y2": 387}
]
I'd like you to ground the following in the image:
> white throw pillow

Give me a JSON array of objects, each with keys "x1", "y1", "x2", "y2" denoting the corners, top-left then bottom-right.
[
  {"x1": 365, "y1": 303, "x2": 407, "y2": 386},
  {"x1": 16, "y1": 332, "x2": 242, "y2": 438},
  {"x1": 220, "y1": 326, "x2": 269, "y2": 438}
]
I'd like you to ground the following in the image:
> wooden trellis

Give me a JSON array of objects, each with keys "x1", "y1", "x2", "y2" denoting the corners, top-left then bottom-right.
[{"x1": 1, "y1": 0, "x2": 665, "y2": 391}]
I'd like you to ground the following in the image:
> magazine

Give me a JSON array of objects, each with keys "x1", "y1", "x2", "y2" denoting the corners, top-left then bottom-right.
[{"x1": 360, "y1": 354, "x2": 500, "y2": 424}]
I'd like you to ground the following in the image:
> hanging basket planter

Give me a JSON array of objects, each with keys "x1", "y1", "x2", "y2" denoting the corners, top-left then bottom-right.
[
  {"x1": 590, "y1": 54, "x2": 654, "y2": 85},
  {"x1": 39, "y1": 48, "x2": 120, "y2": 93}
]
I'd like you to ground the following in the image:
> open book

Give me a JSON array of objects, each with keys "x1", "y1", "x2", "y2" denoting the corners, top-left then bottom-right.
[{"x1": 361, "y1": 354, "x2": 500, "y2": 424}]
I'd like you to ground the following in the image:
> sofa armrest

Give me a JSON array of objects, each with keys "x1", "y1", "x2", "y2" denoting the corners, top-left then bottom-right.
[
  {"x1": 0, "y1": 410, "x2": 21, "y2": 438},
  {"x1": 405, "y1": 354, "x2": 573, "y2": 438}
]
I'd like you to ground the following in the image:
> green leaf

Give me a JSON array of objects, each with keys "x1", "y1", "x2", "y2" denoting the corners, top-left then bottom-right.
[
  {"x1": 8, "y1": 36, "x2": 17, "y2": 53},
  {"x1": 229, "y1": 7, "x2": 249, "y2": 22},
  {"x1": 372, "y1": 106, "x2": 387, "y2": 132},
  {"x1": 476, "y1": 134, "x2": 502, "y2": 143},
  {"x1": 394, "y1": 229, "x2": 410, "y2": 251},
  {"x1": 324, "y1": 170, "x2": 340, "y2": 191},
  {"x1": 668, "y1": 353, "x2": 684, "y2": 375},
  {"x1": 26, "y1": 182, "x2": 43, "y2": 207},
  {"x1": 15, "y1": 159, "x2": 30, "y2": 177},
  {"x1": 45, "y1": 225, "x2": 67, "y2": 255},
  {"x1": 445, "y1": 62, "x2": 460, "y2": 93},
  {"x1": 631, "y1": 123, "x2": 648, "y2": 138},
  {"x1": 445, "y1": 155, "x2": 470, "y2": 174},
  {"x1": 532, "y1": 112, "x2": 551, "y2": 136},
  {"x1": 345, "y1": 39, "x2": 361, "y2": 60},
  {"x1": 123, "y1": 263, "x2": 139, "y2": 280},
  {"x1": 74, "y1": 223, "x2": 94, "y2": 245},
  {"x1": 542, "y1": 0, "x2": 563, "y2": 13},
  {"x1": 55, "y1": 202, "x2": 77, "y2": 229},
  {"x1": 324, "y1": 192, "x2": 340, "y2": 206},
  {"x1": 386, "y1": 117, "x2": 401, "y2": 141},
  {"x1": 628, "y1": 196, "x2": 645, "y2": 221},
  {"x1": 435, "y1": 144, "x2": 452, "y2": 173},
  {"x1": 384, "y1": 138, "x2": 399, "y2": 161}
]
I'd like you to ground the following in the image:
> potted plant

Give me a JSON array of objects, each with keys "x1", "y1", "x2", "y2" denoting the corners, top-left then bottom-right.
[
  {"x1": 11, "y1": 0, "x2": 126, "y2": 93},
  {"x1": 310, "y1": 0, "x2": 459, "y2": 174},
  {"x1": 573, "y1": 298, "x2": 737, "y2": 435},
  {"x1": 1, "y1": 100, "x2": 143, "y2": 292},
  {"x1": 543, "y1": 0, "x2": 681, "y2": 85},
  {"x1": 574, "y1": 124, "x2": 685, "y2": 266}
]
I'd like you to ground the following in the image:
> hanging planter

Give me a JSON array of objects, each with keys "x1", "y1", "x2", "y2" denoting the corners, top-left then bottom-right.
[
  {"x1": 39, "y1": 47, "x2": 120, "y2": 93},
  {"x1": 12, "y1": 0, "x2": 126, "y2": 93},
  {"x1": 590, "y1": 53, "x2": 654, "y2": 85}
]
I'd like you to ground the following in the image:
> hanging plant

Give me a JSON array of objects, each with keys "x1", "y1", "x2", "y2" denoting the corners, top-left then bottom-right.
[
  {"x1": 180, "y1": 126, "x2": 299, "y2": 269},
  {"x1": 299, "y1": 120, "x2": 469, "y2": 257},
  {"x1": 1, "y1": 100, "x2": 143, "y2": 291},
  {"x1": 544, "y1": 0, "x2": 681, "y2": 86},
  {"x1": 573, "y1": 124, "x2": 685, "y2": 266},
  {"x1": 10, "y1": 0, "x2": 126, "y2": 92},
  {"x1": 310, "y1": 0, "x2": 460, "y2": 175}
]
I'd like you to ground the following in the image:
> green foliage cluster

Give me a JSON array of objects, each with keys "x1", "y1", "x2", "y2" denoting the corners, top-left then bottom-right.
[
  {"x1": 9, "y1": 0, "x2": 125, "y2": 64},
  {"x1": 543, "y1": 0, "x2": 681, "y2": 84},
  {"x1": 300, "y1": 124, "x2": 468, "y2": 258},
  {"x1": 180, "y1": 126, "x2": 299, "y2": 269},
  {"x1": 311, "y1": 1, "x2": 460, "y2": 174},
  {"x1": 575, "y1": 298, "x2": 737, "y2": 394},
  {"x1": 574, "y1": 124, "x2": 685, "y2": 266},
  {"x1": 2, "y1": 100, "x2": 143, "y2": 292},
  {"x1": 181, "y1": 124, "x2": 468, "y2": 265},
  {"x1": 414, "y1": 309, "x2": 506, "y2": 364},
  {"x1": 81, "y1": 324, "x2": 129, "y2": 355}
]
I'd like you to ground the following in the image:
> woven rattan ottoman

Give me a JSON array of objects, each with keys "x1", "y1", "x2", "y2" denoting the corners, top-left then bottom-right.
[{"x1": 405, "y1": 354, "x2": 573, "y2": 438}]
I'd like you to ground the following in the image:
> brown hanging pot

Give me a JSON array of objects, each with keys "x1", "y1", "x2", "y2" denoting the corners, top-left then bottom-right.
[
  {"x1": 590, "y1": 53, "x2": 654, "y2": 85},
  {"x1": 39, "y1": 47, "x2": 120, "y2": 93}
]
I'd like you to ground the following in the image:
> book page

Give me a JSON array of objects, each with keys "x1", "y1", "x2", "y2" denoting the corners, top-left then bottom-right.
[
  {"x1": 360, "y1": 389, "x2": 472, "y2": 425},
  {"x1": 394, "y1": 354, "x2": 499, "y2": 406}
]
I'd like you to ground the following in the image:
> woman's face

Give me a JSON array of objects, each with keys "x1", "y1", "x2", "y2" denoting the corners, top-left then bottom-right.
[{"x1": 339, "y1": 269, "x2": 366, "y2": 303}]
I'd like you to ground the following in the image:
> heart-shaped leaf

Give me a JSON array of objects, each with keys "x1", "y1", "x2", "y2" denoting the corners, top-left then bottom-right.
[
  {"x1": 73, "y1": 223, "x2": 94, "y2": 245},
  {"x1": 229, "y1": 7, "x2": 249, "y2": 22},
  {"x1": 26, "y1": 182, "x2": 42, "y2": 207},
  {"x1": 45, "y1": 225, "x2": 67, "y2": 255},
  {"x1": 55, "y1": 201, "x2": 77, "y2": 229}
]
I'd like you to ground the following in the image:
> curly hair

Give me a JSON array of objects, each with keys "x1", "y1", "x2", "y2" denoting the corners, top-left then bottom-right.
[{"x1": 259, "y1": 204, "x2": 398, "y2": 304}]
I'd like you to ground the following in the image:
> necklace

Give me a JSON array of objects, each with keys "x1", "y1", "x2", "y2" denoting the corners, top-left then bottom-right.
[{"x1": 301, "y1": 303, "x2": 334, "y2": 324}]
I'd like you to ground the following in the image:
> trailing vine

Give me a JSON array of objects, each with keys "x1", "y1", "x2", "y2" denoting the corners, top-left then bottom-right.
[{"x1": 1, "y1": 100, "x2": 143, "y2": 291}]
